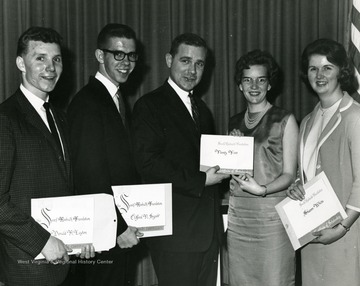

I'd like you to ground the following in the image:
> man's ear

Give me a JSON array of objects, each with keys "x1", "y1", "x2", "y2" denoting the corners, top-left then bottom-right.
[
  {"x1": 95, "y1": 49, "x2": 104, "y2": 64},
  {"x1": 267, "y1": 84, "x2": 271, "y2": 91},
  {"x1": 165, "y1": 53, "x2": 173, "y2": 68},
  {"x1": 16, "y1": 56, "x2": 26, "y2": 73}
]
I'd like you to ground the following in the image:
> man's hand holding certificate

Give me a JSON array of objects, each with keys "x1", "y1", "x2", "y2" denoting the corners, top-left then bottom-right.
[
  {"x1": 200, "y1": 134, "x2": 254, "y2": 175},
  {"x1": 112, "y1": 183, "x2": 172, "y2": 238},
  {"x1": 31, "y1": 194, "x2": 118, "y2": 259},
  {"x1": 275, "y1": 172, "x2": 347, "y2": 250}
]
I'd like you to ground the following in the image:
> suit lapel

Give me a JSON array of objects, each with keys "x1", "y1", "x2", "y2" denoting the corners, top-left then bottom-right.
[
  {"x1": 300, "y1": 93, "x2": 353, "y2": 182},
  {"x1": 299, "y1": 113, "x2": 312, "y2": 183},
  {"x1": 15, "y1": 90, "x2": 69, "y2": 176},
  {"x1": 16, "y1": 90, "x2": 53, "y2": 143},
  {"x1": 317, "y1": 94, "x2": 353, "y2": 148},
  {"x1": 163, "y1": 83, "x2": 200, "y2": 149},
  {"x1": 50, "y1": 104, "x2": 72, "y2": 176},
  {"x1": 89, "y1": 77, "x2": 128, "y2": 132}
]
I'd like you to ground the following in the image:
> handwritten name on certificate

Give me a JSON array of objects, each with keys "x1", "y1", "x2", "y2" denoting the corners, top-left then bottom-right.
[
  {"x1": 275, "y1": 172, "x2": 347, "y2": 250},
  {"x1": 200, "y1": 134, "x2": 254, "y2": 175},
  {"x1": 31, "y1": 196, "x2": 94, "y2": 252},
  {"x1": 112, "y1": 183, "x2": 172, "y2": 238},
  {"x1": 32, "y1": 194, "x2": 117, "y2": 260}
]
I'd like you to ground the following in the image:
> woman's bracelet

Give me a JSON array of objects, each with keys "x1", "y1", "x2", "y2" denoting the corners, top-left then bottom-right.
[
  {"x1": 338, "y1": 222, "x2": 350, "y2": 232},
  {"x1": 261, "y1": 185, "x2": 267, "y2": 197}
]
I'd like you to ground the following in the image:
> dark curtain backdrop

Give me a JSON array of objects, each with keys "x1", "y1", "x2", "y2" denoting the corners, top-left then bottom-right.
[
  {"x1": 0, "y1": 0, "x2": 352, "y2": 135},
  {"x1": 0, "y1": 1, "x2": 353, "y2": 285}
]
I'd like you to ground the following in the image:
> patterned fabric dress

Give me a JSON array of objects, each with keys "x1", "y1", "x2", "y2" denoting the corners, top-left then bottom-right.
[{"x1": 227, "y1": 105, "x2": 296, "y2": 286}]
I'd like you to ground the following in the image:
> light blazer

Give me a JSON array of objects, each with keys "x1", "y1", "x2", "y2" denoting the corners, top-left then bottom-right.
[
  {"x1": 67, "y1": 76, "x2": 138, "y2": 237},
  {"x1": 0, "y1": 89, "x2": 72, "y2": 286},
  {"x1": 132, "y1": 81, "x2": 222, "y2": 252},
  {"x1": 299, "y1": 92, "x2": 360, "y2": 209}
]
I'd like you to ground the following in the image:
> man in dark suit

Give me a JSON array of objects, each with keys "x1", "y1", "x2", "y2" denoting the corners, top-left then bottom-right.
[
  {"x1": 0, "y1": 27, "x2": 75, "y2": 286},
  {"x1": 67, "y1": 23, "x2": 142, "y2": 286},
  {"x1": 132, "y1": 33, "x2": 229, "y2": 286}
]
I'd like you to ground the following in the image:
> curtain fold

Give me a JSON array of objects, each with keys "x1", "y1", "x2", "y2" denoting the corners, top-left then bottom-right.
[
  {"x1": 0, "y1": 0, "x2": 352, "y2": 133},
  {"x1": 0, "y1": 1, "x2": 353, "y2": 284}
]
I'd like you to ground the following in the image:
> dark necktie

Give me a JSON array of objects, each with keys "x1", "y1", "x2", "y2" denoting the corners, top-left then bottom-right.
[
  {"x1": 189, "y1": 93, "x2": 200, "y2": 131},
  {"x1": 43, "y1": 102, "x2": 63, "y2": 159},
  {"x1": 115, "y1": 92, "x2": 127, "y2": 128}
]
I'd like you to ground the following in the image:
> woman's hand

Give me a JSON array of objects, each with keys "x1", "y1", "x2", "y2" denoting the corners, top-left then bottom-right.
[
  {"x1": 230, "y1": 173, "x2": 265, "y2": 196},
  {"x1": 311, "y1": 224, "x2": 347, "y2": 245},
  {"x1": 228, "y1": 129, "x2": 243, "y2": 137},
  {"x1": 229, "y1": 175, "x2": 242, "y2": 196},
  {"x1": 286, "y1": 181, "x2": 305, "y2": 201}
]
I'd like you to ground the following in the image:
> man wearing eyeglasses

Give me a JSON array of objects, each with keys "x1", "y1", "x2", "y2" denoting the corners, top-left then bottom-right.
[{"x1": 67, "y1": 23, "x2": 142, "y2": 286}]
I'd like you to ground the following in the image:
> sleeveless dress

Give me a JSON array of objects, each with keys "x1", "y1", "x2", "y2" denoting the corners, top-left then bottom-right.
[{"x1": 227, "y1": 106, "x2": 296, "y2": 286}]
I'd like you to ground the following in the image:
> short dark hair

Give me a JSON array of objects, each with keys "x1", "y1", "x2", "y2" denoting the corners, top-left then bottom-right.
[
  {"x1": 17, "y1": 26, "x2": 63, "y2": 56},
  {"x1": 97, "y1": 23, "x2": 136, "y2": 49},
  {"x1": 300, "y1": 38, "x2": 355, "y2": 92},
  {"x1": 169, "y1": 33, "x2": 208, "y2": 57},
  {"x1": 234, "y1": 49, "x2": 280, "y2": 88}
]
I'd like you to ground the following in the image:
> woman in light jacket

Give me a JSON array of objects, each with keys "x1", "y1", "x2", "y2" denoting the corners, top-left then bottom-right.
[{"x1": 287, "y1": 38, "x2": 360, "y2": 286}]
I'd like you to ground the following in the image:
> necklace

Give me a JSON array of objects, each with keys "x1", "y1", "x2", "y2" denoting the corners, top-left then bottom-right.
[
  {"x1": 319, "y1": 106, "x2": 329, "y2": 116},
  {"x1": 244, "y1": 102, "x2": 272, "y2": 129}
]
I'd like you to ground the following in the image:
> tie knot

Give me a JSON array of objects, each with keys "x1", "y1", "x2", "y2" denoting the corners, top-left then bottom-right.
[
  {"x1": 43, "y1": 102, "x2": 50, "y2": 110},
  {"x1": 188, "y1": 93, "x2": 196, "y2": 104}
]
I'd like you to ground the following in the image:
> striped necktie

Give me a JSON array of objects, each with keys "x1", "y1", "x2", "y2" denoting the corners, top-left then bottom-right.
[{"x1": 189, "y1": 93, "x2": 200, "y2": 131}]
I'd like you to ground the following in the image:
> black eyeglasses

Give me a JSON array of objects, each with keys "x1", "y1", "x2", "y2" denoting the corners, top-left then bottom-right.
[{"x1": 101, "y1": 49, "x2": 139, "y2": 62}]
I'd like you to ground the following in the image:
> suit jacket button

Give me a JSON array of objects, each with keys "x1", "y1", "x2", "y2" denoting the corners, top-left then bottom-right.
[{"x1": 316, "y1": 164, "x2": 321, "y2": 169}]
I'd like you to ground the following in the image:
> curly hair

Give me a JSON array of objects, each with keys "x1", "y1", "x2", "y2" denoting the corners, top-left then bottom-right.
[
  {"x1": 234, "y1": 49, "x2": 280, "y2": 88},
  {"x1": 300, "y1": 38, "x2": 356, "y2": 92}
]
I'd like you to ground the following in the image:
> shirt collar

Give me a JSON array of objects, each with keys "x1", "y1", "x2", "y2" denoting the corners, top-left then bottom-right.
[
  {"x1": 95, "y1": 71, "x2": 118, "y2": 97},
  {"x1": 20, "y1": 84, "x2": 49, "y2": 110},
  {"x1": 167, "y1": 77, "x2": 192, "y2": 101}
]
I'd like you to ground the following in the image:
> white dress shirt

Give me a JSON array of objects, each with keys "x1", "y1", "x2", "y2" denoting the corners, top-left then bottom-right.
[
  {"x1": 167, "y1": 77, "x2": 194, "y2": 118},
  {"x1": 20, "y1": 84, "x2": 65, "y2": 157}
]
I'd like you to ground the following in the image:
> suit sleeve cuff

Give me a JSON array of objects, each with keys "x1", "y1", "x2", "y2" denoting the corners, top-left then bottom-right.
[{"x1": 115, "y1": 206, "x2": 128, "y2": 236}]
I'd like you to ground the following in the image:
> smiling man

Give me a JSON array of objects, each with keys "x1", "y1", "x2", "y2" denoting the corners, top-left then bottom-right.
[
  {"x1": 0, "y1": 27, "x2": 75, "y2": 286},
  {"x1": 132, "y1": 33, "x2": 229, "y2": 286},
  {"x1": 67, "y1": 23, "x2": 142, "y2": 286}
]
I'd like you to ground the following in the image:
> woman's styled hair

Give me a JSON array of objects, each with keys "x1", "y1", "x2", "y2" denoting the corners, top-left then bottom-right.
[
  {"x1": 300, "y1": 38, "x2": 356, "y2": 92},
  {"x1": 234, "y1": 49, "x2": 280, "y2": 88}
]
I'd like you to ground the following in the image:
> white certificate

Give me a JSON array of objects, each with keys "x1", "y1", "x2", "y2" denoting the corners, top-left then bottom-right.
[
  {"x1": 275, "y1": 172, "x2": 347, "y2": 250},
  {"x1": 200, "y1": 134, "x2": 254, "y2": 175},
  {"x1": 112, "y1": 183, "x2": 172, "y2": 238},
  {"x1": 31, "y1": 193, "x2": 117, "y2": 259}
]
